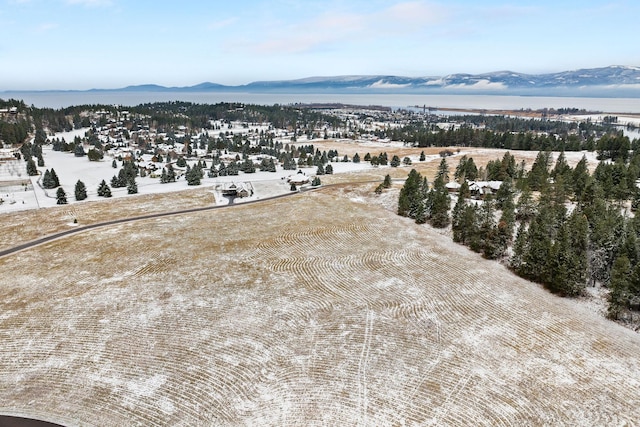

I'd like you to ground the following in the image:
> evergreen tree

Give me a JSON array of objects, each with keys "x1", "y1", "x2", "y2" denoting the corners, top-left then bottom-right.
[
  {"x1": 515, "y1": 186, "x2": 536, "y2": 222},
  {"x1": 528, "y1": 151, "x2": 552, "y2": 191},
  {"x1": 316, "y1": 164, "x2": 325, "y2": 175},
  {"x1": 427, "y1": 176, "x2": 451, "y2": 228},
  {"x1": 353, "y1": 153, "x2": 360, "y2": 163},
  {"x1": 74, "y1": 143, "x2": 86, "y2": 157},
  {"x1": 127, "y1": 177, "x2": 138, "y2": 194},
  {"x1": 325, "y1": 164, "x2": 333, "y2": 174},
  {"x1": 26, "y1": 158, "x2": 37, "y2": 176},
  {"x1": 97, "y1": 180, "x2": 107, "y2": 196},
  {"x1": 312, "y1": 176, "x2": 321, "y2": 186},
  {"x1": 419, "y1": 151, "x2": 426, "y2": 161},
  {"x1": 454, "y1": 155, "x2": 478, "y2": 182},
  {"x1": 186, "y1": 167, "x2": 201, "y2": 185},
  {"x1": 50, "y1": 169, "x2": 60, "y2": 187},
  {"x1": 390, "y1": 155, "x2": 401, "y2": 167},
  {"x1": 56, "y1": 187, "x2": 67, "y2": 204},
  {"x1": 74, "y1": 180, "x2": 87, "y2": 201},
  {"x1": 166, "y1": 164, "x2": 176, "y2": 182},
  {"x1": 42, "y1": 169, "x2": 54, "y2": 189},
  {"x1": 87, "y1": 148, "x2": 103, "y2": 161},
  {"x1": 452, "y1": 190, "x2": 468, "y2": 243},
  {"x1": 382, "y1": 174, "x2": 392, "y2": 189},
  {"x1": 608, "y1": 255, "x2": 631, "y2": 319},
  {"x1": 436, "y1": 157, "x2": 450, "y2": 183},
  {"x1": 97, "y1": 180, "x2": 112, "y2": 198},
  {"x1": 112, "y1": 159, "x2": 117, "y2": 168},
  {"x1": 398, "y1": 169, "x2": 425, "y2": 219},
  {"x1": 510, "y1": 222, "x2": 529, "y2": 273}
]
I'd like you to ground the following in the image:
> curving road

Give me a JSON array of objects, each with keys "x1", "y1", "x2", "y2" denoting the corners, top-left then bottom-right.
[{"x1": 0, "y1": 188, "x2": 307, "y2": 259}]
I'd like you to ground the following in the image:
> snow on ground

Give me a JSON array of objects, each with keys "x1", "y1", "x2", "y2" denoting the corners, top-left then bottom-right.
[
  {"x1": 1, "y1": 190, "x2": 640, "y2": 426},
  {"x1": 0, "y1": 135, "x2": 377, "y2": 214}
]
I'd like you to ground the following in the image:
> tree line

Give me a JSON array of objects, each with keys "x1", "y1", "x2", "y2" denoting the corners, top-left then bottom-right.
[{"x1": 399, "y1": 150, "x2": 640, "y2": 323}]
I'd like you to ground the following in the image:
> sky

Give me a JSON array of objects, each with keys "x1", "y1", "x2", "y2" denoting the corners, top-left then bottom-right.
[{"x1": 1, "y1": 0, "x2": 639, "y2": 90}]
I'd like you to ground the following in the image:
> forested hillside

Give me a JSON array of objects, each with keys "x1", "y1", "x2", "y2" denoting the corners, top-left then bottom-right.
[{"x1": 399, "y1": 146, "x2": 640, "y2": 327}]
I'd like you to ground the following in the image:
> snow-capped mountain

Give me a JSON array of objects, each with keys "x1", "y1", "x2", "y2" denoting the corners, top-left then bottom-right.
[
  {"x1": 241, "y1": 66, "x2": 640, "y2": 92},
  {"x1": 16, "y1": 66, "x2": 640, "y2": 96},
  {"x1": 220, "y1": 66, "x2": 640, "y2": 95}
]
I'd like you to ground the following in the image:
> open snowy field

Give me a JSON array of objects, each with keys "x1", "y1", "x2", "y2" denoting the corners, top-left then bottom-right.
[{"x1": 1, "y1": 185, "x2": 639, "y2": 426}]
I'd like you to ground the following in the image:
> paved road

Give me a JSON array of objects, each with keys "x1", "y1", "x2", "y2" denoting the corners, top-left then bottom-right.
[
  {"x1": 0, "y1": 178, "x2": 396, "y2": 259},
  {"x1": 0, "y1": 189, "x2": 301, "y2": 259}
]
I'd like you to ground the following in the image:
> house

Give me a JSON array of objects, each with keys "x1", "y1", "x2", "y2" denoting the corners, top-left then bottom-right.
[
  {"x1": 468, "y1": 181, "x2": 502, "y2": 198},
  {"x1": 222, "y1": 182, "x2": 253, "y2": 198},
  {"x1": 445, "y1": 182, "x2": 461, "y2": 193},
  {"x1": 287, "y1": 170, "x2": 310, "y2": 185}
]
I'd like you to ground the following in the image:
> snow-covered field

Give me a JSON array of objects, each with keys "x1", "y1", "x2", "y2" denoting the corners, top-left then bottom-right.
[{"x1": 1, "y1": 185, "x2": 640, "y2": 426}]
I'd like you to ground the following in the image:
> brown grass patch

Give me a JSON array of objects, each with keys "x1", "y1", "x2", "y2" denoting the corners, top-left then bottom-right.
[{"x1": 1, "y1": 186, "x2": 639, "y2": 425}]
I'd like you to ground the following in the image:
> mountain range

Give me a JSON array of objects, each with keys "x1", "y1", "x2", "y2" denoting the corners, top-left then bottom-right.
[{"x1": 8, "y1": 66, "x2": 640, "y2": 97}]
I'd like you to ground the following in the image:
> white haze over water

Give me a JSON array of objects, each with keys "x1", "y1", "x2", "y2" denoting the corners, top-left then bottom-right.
[{"x1": 4, "y1": 92, "x2": 640, "y2": 113}]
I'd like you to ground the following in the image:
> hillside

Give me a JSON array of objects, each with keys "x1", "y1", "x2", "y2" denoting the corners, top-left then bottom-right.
[
  {"x1": 1, "y1": 185, "x2": 639, "y2": 425},
  {"x1": 6, "y1": 65, "x2": 640, "y2": 96}
]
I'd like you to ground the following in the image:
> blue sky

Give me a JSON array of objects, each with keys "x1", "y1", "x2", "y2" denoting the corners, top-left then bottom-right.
[{"x1": 1, "y1": 0, "x2": 638, "y2": 90}]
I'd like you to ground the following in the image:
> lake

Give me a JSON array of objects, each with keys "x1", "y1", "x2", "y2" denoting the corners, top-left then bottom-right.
[{"x1": 3, "y1": 91, "x2": 640, "y2": 113}]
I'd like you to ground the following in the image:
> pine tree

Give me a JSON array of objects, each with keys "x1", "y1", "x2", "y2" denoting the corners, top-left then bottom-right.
[
  {"x1": 75, "y1": 180, "x2": 87, "y2": 201},
  {"x1": 515, "y1": 186, "x2": 536, "y2": 222},
  {"x1": 26, "y1": 158, "x2": 37, "y2": 176},
  {"x1": 419, "y1": 151, "x2": 426, "y2": 161},
  {"x1": 383, "y1": 174, "x2": 392, "y2": 189},
  {"x1": 528, "y1": 151, "x2": 552, "y2": 191},
  {"x1": 56, "y1": 187, "x2": 67, "y2": 204},
  {"x1": 325, "y1": 164, "x2": 333, "y2": 174},
  {"x1": 390, "y1": 155, "x2": 401, "y2": 167},
  {"x1": 510, "y1": 222, "x2": 528, "y2": 273},
  {"x1": 353, "y1": 153, "x2": 360, "y2": 163},
  {"x1": 186, "y1": 167, "x2": 201, "y2": 185},
  {"x1": 398, "y1": 169, "x2": 424, "y2": 218},
  {"x1": 42, "y1": 169, "x2": 54, "y2": 189},
  {"x1": 608, "y1": 255, "x2": 631, "y2": 319},
  {"x1": 50, "y1": 168, "x2": 60, "y2": 187},
  {"x1": 452, "y1": 191, "x2": 467, "y2": 243},
  {"x1": 428, "y1": 165, "x2": 451, "y2": 228},
  {"x1": 127, "y1": 177, "x2": 138, "y2": 194},
  {"x1": 436, "y1": 157, "x2": 450, "y2": 183}
]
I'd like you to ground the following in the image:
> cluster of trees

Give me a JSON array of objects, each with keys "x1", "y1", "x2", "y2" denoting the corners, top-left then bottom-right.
[
  {"x1": 452, "y1": 180, "x2": 516, "y2": 260},
  {"x1": 110, "y1": 160, "x2": 138, "y2": 191},
  {"x1": 401, "y1": 149, "x2": 640, "y2": 322},
  {"x1": 97, "y1": 180, "x2": 112, "y2": 197},
  {"x1": 42, "y1": 169, "x2": 60, "y2": 189},
  {"x1": 397, "y1": 159, "x2": 451, "y2": 228}
]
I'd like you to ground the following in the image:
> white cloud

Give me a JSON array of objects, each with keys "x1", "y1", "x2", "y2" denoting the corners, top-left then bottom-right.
[
  {"x1": 446, "y1": 80, "x2": 507, "y2": 90},
  {"x1": 368, "y1": 79, "x2": 411, "y2": 89},
  {"x1": 234, "y1": 1, "x2": 451, "y2": 56}
]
